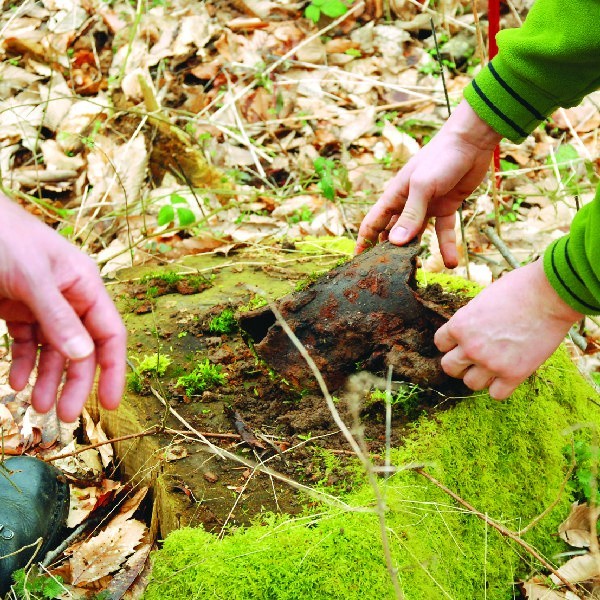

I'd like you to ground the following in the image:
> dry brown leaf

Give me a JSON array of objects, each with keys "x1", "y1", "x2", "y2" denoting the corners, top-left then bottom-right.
[
  {"x1": 69, "y1": 519, "x2": 146, "y2": 585},
  {"x1": 550, "y1": 553, "x2": 600, "y2": 586},
  {"x1": 559, "y1": 502, "x2": 595, "y2": 548},
  {"x1": 521, "y1": 581, "x2": 569, "y2": 599},
  {"x1": 50, "y1": 440, "x2": 103, "y2": 480},
  {"x1": 82, "y1": 408, "x2": 113, "y2": 468},
  {"x1": 67, "y1": 479, "x2": 122, "y2": 528}
]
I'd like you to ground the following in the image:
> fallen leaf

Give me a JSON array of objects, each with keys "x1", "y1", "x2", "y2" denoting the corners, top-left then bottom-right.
[
  {"x1": 82, "y1": 408, "x2": 113, "y2": 468},
  {"x1": 559, "y1": 502, "x2": 595, "y2": 548},
  {"x1": 520, "y1": 581, "x2": 568, "y2": 599},
  {"x1": 69, "y1": 518, "x2": 146, "y2": 585},
  {"x1": 67, "y1": 479, "x2": 122, "y2": 528},
  {"x1": 550, "y1": 553, "x2": 600, "y2": 586}
]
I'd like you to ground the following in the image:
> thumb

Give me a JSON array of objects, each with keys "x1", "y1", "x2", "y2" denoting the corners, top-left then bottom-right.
[
  {"x1": 388, "y1": 191, "x2": 428, "y2": 245},
  {"x1": 28, "y1": 282, "x2": 94, "y2": 360}
]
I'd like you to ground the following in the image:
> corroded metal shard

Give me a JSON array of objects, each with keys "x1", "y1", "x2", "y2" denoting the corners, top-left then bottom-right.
[{"x1": 239, "y1": 241, "x2": 458, "y2": 392}]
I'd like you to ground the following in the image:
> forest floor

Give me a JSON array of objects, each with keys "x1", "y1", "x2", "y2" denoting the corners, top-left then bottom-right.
[{"x1": 0, "y1": 0, "x2": 599, "y2": 597}]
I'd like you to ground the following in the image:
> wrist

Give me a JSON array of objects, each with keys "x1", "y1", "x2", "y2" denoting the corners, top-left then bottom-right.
[
  {"x1": 445, "y1": 100, "x2": 503, "y2": 152},
  {"x1": 530, "y1": 260, "x2": 584, "y2": 325}
]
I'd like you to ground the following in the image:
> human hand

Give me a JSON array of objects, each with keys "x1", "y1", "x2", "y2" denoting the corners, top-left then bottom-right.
[
  {"x1": 355, "y1": 100, "x2": 502, "y2": 267},
  {"x1": 434, "y1": 260, "x2": 582, "y2": 399},
  {"x1": 0, "y1": 195, "x2": 126, "y2": 422}
]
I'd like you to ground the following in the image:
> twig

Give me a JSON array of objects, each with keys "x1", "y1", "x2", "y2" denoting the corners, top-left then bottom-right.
[
  {"x1": 255, "y1": 288, "x2": 405, "y2": 599},
  {"x1": 406, "y1": 0, "x2": 476, "y2": 32},
  {"x1": 414, "y1": 467, "x2": 584, "y2": 597},
  {"x1": 43, "y1": 427, "x2": 161, "y2": 462},
  {"x1": 482, "y1": 225, "x2": 521, "y2": 269},
  {"x1": 41, "y1": 517, "x2": 102, "y2": 568}
]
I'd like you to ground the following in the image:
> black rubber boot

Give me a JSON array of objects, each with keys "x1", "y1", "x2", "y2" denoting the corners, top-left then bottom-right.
[{"x1": 0, "y1": 456, "x2": 70, "y2": 596}]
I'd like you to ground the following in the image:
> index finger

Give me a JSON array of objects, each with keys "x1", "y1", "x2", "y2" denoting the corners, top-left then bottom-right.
[
  {"x1": 81, "y1": 287, "x2": 127, "y2": 411},
  {"x1": 355, "y1": 171, "x2": 409, "y2": 254}
]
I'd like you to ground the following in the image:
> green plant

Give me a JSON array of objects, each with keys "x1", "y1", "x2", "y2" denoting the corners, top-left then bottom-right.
[
  {"x1": 133, "y1": 353, "x2": 172, "y2": 377},
  {"x1": 11, "y1": 568, "x2": 64, "y2": 599},
  {"x1": 176, "y1": 359, "x2": 226, "y2": 396},
  {"x1": 368, "y1": 383, "x2": 422, "y2": 414},
  {"x1": 305, "y1": 0, "x2": 348, "y2": 22},
  {"x1": 141, "y1": 270, "x2": 184, "y2": 285},
  {"x1": 157, "y1": 193, "x2": 196, "y2": 229},
  {"x1": 564, "y1": 439, "x2": 600, "y2": 502},
  {"x1": 313, "y1": 156, "x2": 337, "y2": 201},
  {"x1": 127, "y1": 370, "x2": 143, "y2": 393},
  {"x1": 287, "y1": 205, "x2": 314, "y2": 224},
  {"x1": 208, "y1": 309, "x2": 237, "y2": 334}
]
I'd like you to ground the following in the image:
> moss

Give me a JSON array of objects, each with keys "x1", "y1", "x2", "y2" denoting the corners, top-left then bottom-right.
[
  {"x1": 208, "y1": 308, "x2": 237, "y2": 334},
  {"x1": 145, "y1": 345, "x2": 600, "y2": 600},
  {"x1": 416, "y1": 268, "x2": 482, "y2": 297}
]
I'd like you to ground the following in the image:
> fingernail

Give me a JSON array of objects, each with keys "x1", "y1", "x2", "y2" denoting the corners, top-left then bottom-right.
[
  {"x1": 64, "y1": 335, "x2": 94, "y2": 360},
  {"x1": 389, "y1": 226, "x2": 409, "y2": 244}
]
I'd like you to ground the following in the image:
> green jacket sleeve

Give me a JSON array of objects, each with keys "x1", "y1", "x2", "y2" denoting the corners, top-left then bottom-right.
[
  {"x1": 464, "y1": 0, "x2": 600, "y2": 315},
  {"x1": 464, "y1": 0, "x2": 600, "y2": 144}
]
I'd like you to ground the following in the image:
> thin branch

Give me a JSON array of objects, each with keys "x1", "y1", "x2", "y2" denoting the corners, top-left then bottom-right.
[
  {"x1": 482, "y1": 226, "x2": 521, "y2": 270},
  {"x1": 414, "y1": 467, "x2": 584, "y2": 597}
]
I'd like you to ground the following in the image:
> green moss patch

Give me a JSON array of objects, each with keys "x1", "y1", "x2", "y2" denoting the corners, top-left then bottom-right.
[{"x1": 145, "y1": 345, "x2": 600, "y2": 599}]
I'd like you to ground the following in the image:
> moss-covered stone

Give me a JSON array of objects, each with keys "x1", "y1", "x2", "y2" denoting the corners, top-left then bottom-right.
[{"x1": 145, "y1": 346, "x2": 599, "y2": 599}]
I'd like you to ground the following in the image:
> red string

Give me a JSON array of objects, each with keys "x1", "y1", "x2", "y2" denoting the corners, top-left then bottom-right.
[{"x1": 488, "y1": 0, "x2": 501, "y2": 185}]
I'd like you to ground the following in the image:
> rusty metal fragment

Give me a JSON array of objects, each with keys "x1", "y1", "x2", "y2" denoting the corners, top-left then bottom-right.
[{"x1": 239, "y1": 241, "x2": 464, "y2": 394}]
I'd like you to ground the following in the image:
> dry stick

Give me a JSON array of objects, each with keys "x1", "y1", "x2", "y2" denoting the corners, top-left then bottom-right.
[
  {"x1": 414, "y1": 468, "x2": 584, "y2": 597},
  {"x1": 41, "y1": 427, "x2": 243, "y2": 463},
  {"x1": 482, "y1": 226, "x2": 521, "y2": 270},
  {"x1": 43, "y1": 427, "x2": 161, "y2": 462},
  {"x1": 257, "y1": 291, "x2": 405, "y2": 600}
]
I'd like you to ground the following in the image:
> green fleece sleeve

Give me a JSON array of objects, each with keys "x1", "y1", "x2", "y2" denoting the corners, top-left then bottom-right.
[
  {"x1": 543, "y1": 192, "x2": 600, "y2": 315},
  {"x1": 464, "y1": 0, "x2": 600, "y2": 143},
  {"x1": 463, "y1": 0, "x2": 600, "y2": 315}
]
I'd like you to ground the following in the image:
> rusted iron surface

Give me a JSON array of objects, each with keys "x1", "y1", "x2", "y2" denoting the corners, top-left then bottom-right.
[{"x1": 239, "y1": 241, "x2": 463, "y2": 393}]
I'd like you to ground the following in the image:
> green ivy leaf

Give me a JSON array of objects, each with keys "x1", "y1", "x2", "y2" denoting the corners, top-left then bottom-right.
[
  {"x1": 305, "y1": 4, "x2": 321, "y2": 22},
  {"x1": 170, "y1": 193, "x2": 188, "y2": 205},
  {"x1": 321, "y1": 0, "x2": 348, "y2": 18},
  {"x1": 176, "y1": 207, "x2": 195, "y2": 226},
  {"x1": 157, "y1": 204, "x2": 175, "y2": 226}
]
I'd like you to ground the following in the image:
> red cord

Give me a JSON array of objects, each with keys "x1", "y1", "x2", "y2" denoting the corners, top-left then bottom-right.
[{"x1": 488, "y1": 0, "x2": 501, "y2": 184}]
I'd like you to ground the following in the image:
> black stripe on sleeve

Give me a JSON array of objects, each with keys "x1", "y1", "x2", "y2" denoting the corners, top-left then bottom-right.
[
  {"x1": 488, "y1": 63, "x2": 545, "y2": 120},
  {"x1": 564, "y1": 238, "x2": 587, "y2": 287},
  {"x1": 550, "y1": 241, "x2": 599, "y2": 312},
  {"x1": 471, "y1": 80, "x2": 528, "y2": 139}
]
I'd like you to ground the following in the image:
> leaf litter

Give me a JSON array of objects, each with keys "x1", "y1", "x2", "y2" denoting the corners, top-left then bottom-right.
[{"x1": 0, "y1": 0, "x2": 599, "y2": 596}]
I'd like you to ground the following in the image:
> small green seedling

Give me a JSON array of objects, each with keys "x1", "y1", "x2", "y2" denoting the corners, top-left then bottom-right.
[
  {"x1": 11, "y1": 568, "x2": 64, "y2": 599},
  {"x1": 157, "y1": 193, "x2": 196, "y2": 229},
  {"x1": 305, "y1": 0, "x2": 348, "y2": 22},
  {"x1": 133, "y1": 353, "x2": 173, "y2": 377},
  {"x1": 208, "y1": 309, "x2": 237, "y2": 334},
  {"x1": 177, "y1": 359, "x2": 226, "y2": 396}
]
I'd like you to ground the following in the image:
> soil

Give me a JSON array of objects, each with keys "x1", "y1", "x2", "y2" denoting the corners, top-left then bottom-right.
[{"x1": 99, "y1": 244, "x2": 471, "y2": 538}]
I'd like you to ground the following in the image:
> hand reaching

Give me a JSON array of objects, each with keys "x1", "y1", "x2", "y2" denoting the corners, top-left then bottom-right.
[
  {"x1": 435, "y1": 260, "x2": 582, "y2": 399},
  {"x1": 0, "y1": 195, "x2": 126, "y2": 422},
  {"x1": 355, "y1": 101, "x2": 502, "y2": 266}
]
